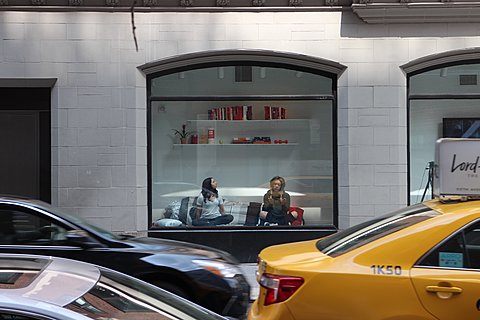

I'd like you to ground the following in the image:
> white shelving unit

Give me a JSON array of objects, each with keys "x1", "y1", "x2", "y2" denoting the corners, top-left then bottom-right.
[
  {"x1": 173, "y1": 143, "x2": 299, "y2": 146},
  {"x1": 177, "y1": 119, "x2": 309, "y2": 146}
]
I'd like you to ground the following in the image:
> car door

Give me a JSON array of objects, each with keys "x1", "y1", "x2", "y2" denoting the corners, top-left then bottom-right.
[{"x1": 411, "y1": 220, "x2": 480, "y2": 320}]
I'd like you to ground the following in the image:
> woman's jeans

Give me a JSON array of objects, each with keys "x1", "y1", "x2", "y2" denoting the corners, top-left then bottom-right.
[{"x1": 192, "y1": 214, "x2": 234, "y2": 226}]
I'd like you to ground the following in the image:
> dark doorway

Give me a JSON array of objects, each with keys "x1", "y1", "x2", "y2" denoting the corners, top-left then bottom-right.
[{"x1": 0, "y1": 87, "x2": 51, "y2": 203}]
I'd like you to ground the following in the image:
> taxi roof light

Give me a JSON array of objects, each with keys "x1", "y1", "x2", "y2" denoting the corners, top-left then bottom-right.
[{"x1": 259, "y1": 273, "x2": 304, "y2": 306}]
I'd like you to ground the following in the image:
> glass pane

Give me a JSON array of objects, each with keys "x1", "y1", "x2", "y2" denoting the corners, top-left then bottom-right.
[
  {"x1": 410, "y1": 63, "x2": 480, "y2": 95},
  {"x1": 151, "y1": 66, "x2": 332, "y2": 96},
  {"x1": 317, "y1": 204, "x2": 437, "y2": 257},
  {"x1": 151, "y1": 99, "x2": 334, "y2": 227},
  {"x1": 0, "y1": 257, "x2": 46, "y2": 289},
  {"x1": 409, "y1": 99, "x2": 480, "y2": 204},
  {"x1": 417, "y1": 233, "x2": 465, "y2": 268}
]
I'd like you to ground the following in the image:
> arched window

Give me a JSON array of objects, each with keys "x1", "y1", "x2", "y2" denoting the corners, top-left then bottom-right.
[
  {"x1": 140, "y1": 50, "x2": 346, "y2": 229},
  {"x1": 403, "y1": 49, "x2": 480, "y2": 204}
]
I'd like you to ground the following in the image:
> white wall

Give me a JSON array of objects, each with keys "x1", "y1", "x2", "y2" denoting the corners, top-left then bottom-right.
[{"x1": 2, "y1": 10, "x2": 480, "y2": 231}]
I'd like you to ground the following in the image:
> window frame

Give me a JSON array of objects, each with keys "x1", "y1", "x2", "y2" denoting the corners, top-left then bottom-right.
[
  {"x1": 405, "y1": 57, "x2": 480, "y2": 206},
  {"x1": 146, "y1": 59, "x2": 341, "y2": 230}
]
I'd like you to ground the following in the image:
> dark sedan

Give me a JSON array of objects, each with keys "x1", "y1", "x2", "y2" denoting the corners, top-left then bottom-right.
[{"x1": 0, "y1": 196, "x2": 250, "y2": 318}]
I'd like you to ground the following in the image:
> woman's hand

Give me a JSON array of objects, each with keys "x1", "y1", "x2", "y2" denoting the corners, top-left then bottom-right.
[{"x1": 267, "y1": 195, "x2": 273, "y2": 204}]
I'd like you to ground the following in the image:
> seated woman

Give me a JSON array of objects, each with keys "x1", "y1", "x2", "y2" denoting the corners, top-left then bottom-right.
[
  {"x1": 259, "y1": 176, "x2": 298, "y2": 226},
  {"x1": 192, "y1": 177, "x2": 234, "y2": 226}
]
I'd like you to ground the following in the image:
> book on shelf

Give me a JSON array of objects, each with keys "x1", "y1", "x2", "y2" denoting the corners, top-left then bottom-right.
[
  {"x1": 264, "y1": 106, "x2": 287, "y2": 120},
  {"x1": 271, "y1": 106, "x2": 279, "y2": 119},
  {"x1": 208, "y1": 105, "x2": 252, "y2": 120}
]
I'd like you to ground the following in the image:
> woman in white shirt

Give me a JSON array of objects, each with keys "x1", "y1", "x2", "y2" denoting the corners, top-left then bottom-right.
[{"x1": 192, "y1": 177, "x2": 234, "y2": 226}]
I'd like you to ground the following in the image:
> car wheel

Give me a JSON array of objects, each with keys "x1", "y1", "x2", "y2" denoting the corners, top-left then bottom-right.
[{"x1": 155, "y1": 281, "x2": 190, "y2": 299}]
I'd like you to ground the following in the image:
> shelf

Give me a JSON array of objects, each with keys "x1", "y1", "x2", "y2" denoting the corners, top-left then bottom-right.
[
  {"x1": 173, "y1": 143, "x2": 299, "y2": 146},
  {"x1": 187, "y1": 119, "x2": 309, "y2": 123}
]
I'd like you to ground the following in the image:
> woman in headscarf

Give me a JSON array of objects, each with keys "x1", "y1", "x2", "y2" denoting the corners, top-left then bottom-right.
[{"x1": 192, "y1": 177, "x2": 234, "y2": 226}]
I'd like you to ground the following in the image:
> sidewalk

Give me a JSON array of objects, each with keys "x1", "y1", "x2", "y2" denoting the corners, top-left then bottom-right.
[{"x1": 240, "y1": 263, "x2": 259, "y2": 300}]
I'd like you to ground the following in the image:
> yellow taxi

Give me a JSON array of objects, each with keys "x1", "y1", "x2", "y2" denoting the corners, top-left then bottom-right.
[{"x1": 248, "y1": 198, "x2": 480, "y2": 320}]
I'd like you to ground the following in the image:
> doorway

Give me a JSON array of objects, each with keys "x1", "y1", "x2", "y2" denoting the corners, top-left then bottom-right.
[{"x1": 0, "y1": 87, "x2": 51, "y2": 203}]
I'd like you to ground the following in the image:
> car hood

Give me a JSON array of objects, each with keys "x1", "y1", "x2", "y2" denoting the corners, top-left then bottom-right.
[{"x1": 121, "y1": 236, "x2": 236, "y2": 262}]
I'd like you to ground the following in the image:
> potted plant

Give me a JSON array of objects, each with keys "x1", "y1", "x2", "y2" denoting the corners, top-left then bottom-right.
[{"x1": 172, "y1": 123, "x2": 194, "y2": 144}]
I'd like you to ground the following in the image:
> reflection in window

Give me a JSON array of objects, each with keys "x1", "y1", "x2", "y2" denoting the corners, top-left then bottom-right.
[
  {"x1": 0, "y1": 271, "x2": 38, "y2": 289},
  {"x1": 0, "y1": 313, "x2": 39, "y2": 320},
  {"x1": 418, "y1": 234, "x2": 465, "y2": 268},
  {"x1": 409, "y1": 62, "x2": 480, "y2": 205},
  {"x1": 66, "y1": 282, "x2": 174, "y2": 320},
  {"x1": 0, "y1": 208, "x2": 68, "y2": 246}
]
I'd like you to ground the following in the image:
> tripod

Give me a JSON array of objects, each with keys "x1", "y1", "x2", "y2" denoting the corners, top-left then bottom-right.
[{"x1": 421, "y1": 161, "x2": 435, "y2": 202}]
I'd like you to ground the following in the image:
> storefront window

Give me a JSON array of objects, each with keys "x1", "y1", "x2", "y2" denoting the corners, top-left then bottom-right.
[
  {"x1": 409, "y1": 63, "x2": 480, "y2": 204},
  {"x1": 149, "y1": 65, "x2": 335, "y2": 228}
]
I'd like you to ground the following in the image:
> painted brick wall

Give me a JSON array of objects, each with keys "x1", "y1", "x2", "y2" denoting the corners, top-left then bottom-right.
[{"x1": 1, "y1": 10, "x2": 479, "y2": 231}]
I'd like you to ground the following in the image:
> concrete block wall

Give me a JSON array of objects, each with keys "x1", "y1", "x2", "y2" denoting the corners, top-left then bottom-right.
[
  {"x1": 0, "y1": 12, "x2": 147, "y2": 233},
  {"x1": 1, "y1": 10, "x2": 480, "y2": 232}
]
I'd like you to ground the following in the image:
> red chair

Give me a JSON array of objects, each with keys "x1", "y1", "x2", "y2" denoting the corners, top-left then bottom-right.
[{"x1": 288, "y1": 207, "x2": 304, "y2": 226}]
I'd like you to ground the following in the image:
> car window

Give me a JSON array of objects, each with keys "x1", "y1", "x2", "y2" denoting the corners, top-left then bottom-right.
[
  {"x1": 23, "y1": 202, "x2": 121, "y2": 241},
  {"x1": 65, "y1": 268, "x2": 226, "y2": 320},
  {"x1": 0, "y1": 208, "x2": 69, "y2": 246},
  {"x1": 317, "y1": 204, "x2": 439, "y2": 257},
  {"x1": 417, "y1": 219, "x2": 480, "y2": 269},
  {"x1": 0, "y1": 271, "x2": 37, "y2": 289}
]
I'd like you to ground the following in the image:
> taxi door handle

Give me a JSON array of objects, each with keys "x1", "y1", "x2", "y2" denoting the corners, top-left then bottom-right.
[
  {"x1": 426, "y1": 285, "x2": 462, "y2": 299},
  {"x1": 426, "y1": 285, "x2": 463, "y2": 295}
]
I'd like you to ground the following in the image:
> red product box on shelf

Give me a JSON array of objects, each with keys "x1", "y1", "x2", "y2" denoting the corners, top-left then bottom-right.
[{"x1": 264, "y1": 106, "x2": 271, "y2": 120}]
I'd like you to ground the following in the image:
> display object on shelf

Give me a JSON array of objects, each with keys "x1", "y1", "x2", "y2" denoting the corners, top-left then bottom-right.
[
  {"x1": 208, "y1": 105, "x2": 252, "y2": 120},
  {"x1": 252, "y1": 137, "x2": 272, "y2": 144},
  {"x1": 190, "y1": 134, "x2": 198, "y2": 144},
  {"x1": 176, "y1": 118, "x2": 304, "y2": 146},
  {"x1": 208, "y1": 127, "x2": 215, "y2": 144},
  {"x1": 172, "y1": 123, "x2": 194, "y2": 144},
  {"x1": 199, "y1": 128, "x2": 208, "y2": 144},
  {"x1": 264, "y1": 106, "x2": 287, "y2": 120},
  {"x1": 232, "y1": 137, "x2": 252, "y2": 144}
]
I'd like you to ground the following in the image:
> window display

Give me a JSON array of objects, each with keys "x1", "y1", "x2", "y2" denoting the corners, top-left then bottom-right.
[
  {"x1": 148, "y1": 65, "x2": 335, "y2": 228},
  {"x1": 409, "y1": 62, "x2": 480, "y2": 204}
]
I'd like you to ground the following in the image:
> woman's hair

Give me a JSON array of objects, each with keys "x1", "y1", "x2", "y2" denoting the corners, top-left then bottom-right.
[
  {"x1": 201, "y1": 177, "x2": 218, "y2": 202},
  {"x1": 269, "y1": 176, "x2": 285, "y2": 191}
]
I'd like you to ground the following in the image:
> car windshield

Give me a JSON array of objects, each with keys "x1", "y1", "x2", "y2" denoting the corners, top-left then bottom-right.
[
  {"x1": 27, "y1": 200, "x2": 121, "y2": 240},
  {"x1": 66, "y1": 268, "x2": 226, "y2": 320},
  {"x1": 316, "y1": 203, "x2": 440, "y2": 257}
]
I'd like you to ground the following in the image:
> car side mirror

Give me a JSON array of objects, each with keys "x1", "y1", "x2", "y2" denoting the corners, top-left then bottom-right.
[{"x1": 65, "y1": 230, "x2": 101, "y2": 249}]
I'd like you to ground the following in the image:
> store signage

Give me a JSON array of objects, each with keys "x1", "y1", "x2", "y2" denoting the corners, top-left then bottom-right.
[{"x1": 434, "y1": 138, "x2": 480, "y2": 198}]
